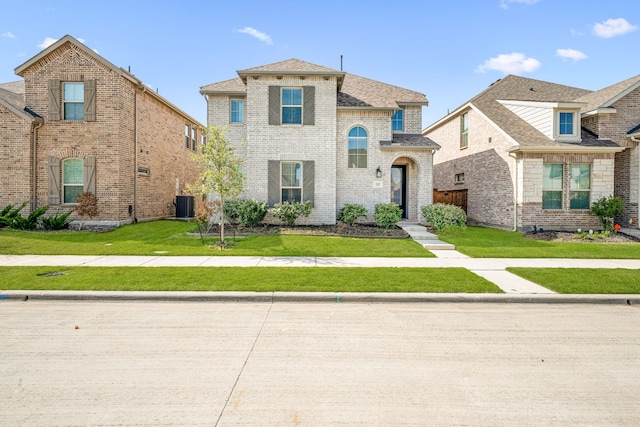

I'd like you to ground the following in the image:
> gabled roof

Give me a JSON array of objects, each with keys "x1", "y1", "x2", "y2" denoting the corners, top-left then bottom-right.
[
  {"x1": 202, "y1": 59, "x2": 428, "y2": 109},
  {"x1": 575, "y1": 74, "x2": 640, "y2": 113},
  {"x1": 425, "y1": 75, "x2": 622, "y2": 150},
  {"x1": 13, "y1": 35, "x2": 202, "y2": 126},
  {"x1": 0, "y1": 80, "x2": 34, "y2": 121}
]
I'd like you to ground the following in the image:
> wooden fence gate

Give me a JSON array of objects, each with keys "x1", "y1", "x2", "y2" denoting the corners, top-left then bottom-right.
[{"x1": 433, "y1": 189, "x2": 468, "y2": 213}]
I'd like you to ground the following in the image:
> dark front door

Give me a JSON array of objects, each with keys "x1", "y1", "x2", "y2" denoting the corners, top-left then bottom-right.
[{"x1": 391, "y1": 165, "x2": 407, "y2": 219}]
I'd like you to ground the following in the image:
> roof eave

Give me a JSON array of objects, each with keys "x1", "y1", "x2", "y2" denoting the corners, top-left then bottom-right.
[
  {"x1": 582, "y1": 107, "x2": 617, "y2": 117},
  {"x1": 338, "y1": 106, "x2": 395, "y2": 111},
  {"x1": 0, "y1": 99, "x2": 34, "y2": 122},
  {"x1": 380, "y1": 145, "x2": 439, "y2": 152},
  {"x1": 199, "y1": 89, "x2": 247, "y2": 96},
  {"x1": 508, "y1": 145, "x2": 624, "y2": 154}
]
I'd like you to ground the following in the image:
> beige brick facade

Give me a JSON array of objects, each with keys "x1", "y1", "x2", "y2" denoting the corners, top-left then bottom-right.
[
  {"x1": 1, "y1": 36, "x2": 202, "y2": 224},
  {"x1": 202, "y1": 60, "x2": 436, "y2": 225}
]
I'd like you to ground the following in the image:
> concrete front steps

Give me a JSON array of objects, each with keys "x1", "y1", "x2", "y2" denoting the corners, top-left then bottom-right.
[{"x1": 398, "y1": 223, "x2": 456, "y2": 250}]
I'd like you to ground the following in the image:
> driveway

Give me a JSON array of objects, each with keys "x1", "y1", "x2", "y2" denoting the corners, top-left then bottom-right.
[{"x1": 1, "y1": 301, "x2": 639, "y2": 426}]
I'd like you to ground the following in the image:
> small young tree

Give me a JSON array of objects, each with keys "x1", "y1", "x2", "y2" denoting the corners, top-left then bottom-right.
[
  {"x1": 75, "y1": 192, "x2": 99, "y2": 230},
  {"x1": 188, "y1": 126, "x2": 243, "y2": 246}
]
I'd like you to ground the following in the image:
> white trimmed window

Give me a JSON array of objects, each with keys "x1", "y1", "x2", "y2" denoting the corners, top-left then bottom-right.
[
  {"x1": 63, "y1": 158, "x2": 84, "y2": 204},
  {"x1": 460, "y1": 112, "x2": 469, "y2": 149},
  {"x1": 348, "y1": 126, "x2": 367, "y2": 168},
  {"x1": 281, "y1": 161, "x2": 302, "y2": 202},
  {"x1": 392, "y1": 109, "x2": 403, "y2": 131},
  {"x1": 570, "y1": 164, "x2": 591, "y2": 209},
  {"x1": 554, "y1": 109, "x2": 580, "y2": 141},
  {"x1": 185, "y1": 124, "x2": 190, "y2": 148},
  {"x1": 543, "y1": 163, "x2": 563, "y2": 209},
  {"x1": 230, "y1": 99, "x2": 244, "y2": 124},
  {"x1": 281, "y1": 88, "x2": 302, "y2": 125},
  {"x1": 63, "y1": 82, "x2": 84, "y2": 120}
]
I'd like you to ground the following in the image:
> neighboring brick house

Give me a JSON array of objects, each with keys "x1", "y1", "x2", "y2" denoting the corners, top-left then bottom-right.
[
  {"x1": 422, "y1": 74, "x2": 639, "y2": 231},
  {"x1": 0, "y1": 35, "x2": 203, "y2": 225},
  {"x1": 200, "y1": 59, "x2": 439, "y2": 224}
]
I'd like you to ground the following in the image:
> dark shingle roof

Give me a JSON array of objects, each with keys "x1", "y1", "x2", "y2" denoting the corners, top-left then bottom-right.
[
  {"x1": 201, "y1": 59, "x2": 428, "y2": 108},
  {"x1": 580, "y1": 127, "x2": 618, "y2": 147},
  {"x1": 380, "y1": 134, "x2": 440, "y2": 150},
  {"x1": 628, "y1": 123, "x2": 640, "y2": 135},
  {"x1": 0, "y1": 80, "x2": 26, "y2": 110}
]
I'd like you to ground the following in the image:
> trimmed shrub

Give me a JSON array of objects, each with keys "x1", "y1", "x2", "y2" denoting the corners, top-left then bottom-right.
[
  {"x1": 41, "y1": 210, "x2": 73, "y2": 231},
  {"x1": 224, "y1": 199, "x2": 269, "y2": 226},
  {"x1": 374, "y1": 203, "x2": 402, "y2": 229},
  {"x1": 271, "y1": 201, "x2": 312, "y2": 226},
  {"x1": 338, "y1": 203, "x2": 368, "y2": 226},
  {"x1": 590, "y1": 195, "x2": 625, "y2": 232},
  {"x1": 421, "y1": 203, "x2": 467, "y2": 230}
]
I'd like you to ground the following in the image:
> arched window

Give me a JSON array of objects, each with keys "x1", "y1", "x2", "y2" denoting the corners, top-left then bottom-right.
[
  {"x1": 63, "y1": 158, "x2": 84, "y2": 203},
  {"x1": 348, "y1": 126, "x2": 367, "y2": 168}
]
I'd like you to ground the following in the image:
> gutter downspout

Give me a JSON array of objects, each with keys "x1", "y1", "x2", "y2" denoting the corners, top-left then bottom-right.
[
  {"x1": 508, "y1": 151, "x2": 518, "y2": 232},
  {"x1": 31, "y1": 117, "x2": 44, "y2": 211},
  {"x1": 133, "y1": 84, "x2": 146, "y2": 223},
  {"x1": 633, "y1": 136, "x2": 640, "y2": 229}
]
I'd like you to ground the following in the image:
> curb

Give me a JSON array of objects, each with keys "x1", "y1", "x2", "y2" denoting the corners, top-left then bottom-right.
[{"x1": 2, "y1": 291, "x2": 639, "y2": 305}]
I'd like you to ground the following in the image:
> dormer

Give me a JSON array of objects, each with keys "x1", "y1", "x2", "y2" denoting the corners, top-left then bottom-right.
[{"x1": 498, "y1": 100, "x2": 586, "y2": 143}]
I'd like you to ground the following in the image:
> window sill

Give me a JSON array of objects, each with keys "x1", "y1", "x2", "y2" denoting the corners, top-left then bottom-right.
[{"x1": 460, "y1": 146, "x2": 468, "y2": 150}]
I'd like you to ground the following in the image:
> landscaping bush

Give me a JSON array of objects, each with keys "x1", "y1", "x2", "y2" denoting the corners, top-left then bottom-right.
[
  {"x1": 75, "y1": 192, "x2": 98, "y2": 219},
  {"x1": 590, "y1": 195, "x2": 625, "y2": 232},
  {"x1": 40, "y1": 210, "x2": 73, "y2": 231},
  {"x1": 338, "y1": 203, "x2": 368, "y2": 226},
  {"x1": 271, "y1": 201, "x2": 311, "y2": 225},
  {"x1": 223, "y1": 199, "x2": 242, "y2": 224},
  {"x1": 374, "y1": 203, "x2": 402, "y2": 229},
  {"x1": 0, "y1": 202, "x2": 28, "y2": 228},
  {"x1": 421, "y1": 203, "x2": 467, "y2": 230},
  {"x1": 224, "y1": 199, "x2": 269, "y2": 226},
  {"x1": 7, "y1": 205, "x2": 49, "y2": 230}
]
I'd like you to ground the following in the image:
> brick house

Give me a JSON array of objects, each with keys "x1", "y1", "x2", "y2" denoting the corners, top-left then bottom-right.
[
  {"x1": 0, "y1": 35, "x2": 203, "y2": 225},
  {"x1": 200, "y1": 59, "x2": 439, "y2": 224},
  {"x1": 423, "y1": 74, "x2": 640, "y2": 231}
]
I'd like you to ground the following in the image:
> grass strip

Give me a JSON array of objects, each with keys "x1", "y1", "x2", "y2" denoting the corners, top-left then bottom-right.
[
  {"x1": 438, "y1": 226, "x2": 640, "y2": 259},
  {"x1": 0, "y1": 267, "x2": 500, "y2": 293},
  {"x1": 508, "y1": 268, "x2": 640, "y2": 294},
  {"x1": 0, "y1": 221, "x2": 432, "y2": 258}
]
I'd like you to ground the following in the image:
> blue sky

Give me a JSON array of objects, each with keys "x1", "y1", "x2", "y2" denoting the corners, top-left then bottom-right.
[{"x1": 1, "y1": 0, "x2": 639, "y2": 128}]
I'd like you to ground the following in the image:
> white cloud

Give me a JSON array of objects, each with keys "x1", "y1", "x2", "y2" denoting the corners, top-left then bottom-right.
[
  {"x1": 570, "y1": 28, "x2": 584, "y2": 36},
  {"x1": 235, "y1": 27, "x2": 273, "y2": 45},
  {"x1": 37, "y1": 37, "x2": 58, "y2": 49},
  {"x1": 556, "y1": 48, "x2": 587, "y2": 61},
  {"x1": 500, "y1": 0, "x2": 540, "y2": 9},
  {"x1": 476, "y1": 53, "x2": 541, "y2": 74},
  {"x1": 593, "y1": 18, "x2": 637, "y2": 38},
  {"x1": 2, "y1": 32, "x2": 16, "y2": 39}
]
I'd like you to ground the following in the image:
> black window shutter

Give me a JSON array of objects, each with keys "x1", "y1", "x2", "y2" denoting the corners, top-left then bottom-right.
[
  {"x1": 303, "y1": 86, "x2": 315, "y2": 125},
  {"x1": 268, "y1": 86, "x2": 280, "y2": 125},
  {"x1": 303, "y1": 160, "x2": 314, "y2": 206},
  {"x1": 267, "y1": 160, "x2": 280, "y2": 206}
]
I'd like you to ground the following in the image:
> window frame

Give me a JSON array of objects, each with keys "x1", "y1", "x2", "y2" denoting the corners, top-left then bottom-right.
[
  {"x1": 191, "y1": 127, "x2": 196, "y2": 151},
  {"x1": 185, "y1": 124, "x2": 190, "y2": 148},
  {"x1": 230, "y1": 99, "x2": 244, "y2": 124},
  {"x1": 460, "y1": 112, "x2": 469, "y2": 149},
  {"x1": 347, "y1": 126, "x2": 368, "y2": 169},
  {"x1": 454, "y1": 173, "x2": 465, "y2": 184},
  {"x1": 281, "y1": 88, "x2": 303, "y2": 125},
  {"x1": 392, "y1": 109, "x2": 403, "y2": 132},
  {"x1": 569, "y1": 163, "x2": 591, "y2": 210},
  {"x1": 62, "y1": 158, "x2": 84, "y2": 204},
  {"x1": 542, "y1": 163, "x2": 564, "y2": 210},
  {"x1": 281, "y1": 161, "x2": 303, "y2": 203},
  {"x1": 554, "y1": 109, "x2": 580, "y2": 141},
  {"x1": 63, "y1": 82, "x2": 84, "y2": 121}
]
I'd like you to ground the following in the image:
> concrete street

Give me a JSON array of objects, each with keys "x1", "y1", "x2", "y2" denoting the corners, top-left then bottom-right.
[{"x1": 1, "y1": 300, "x2": 639, "y2": 426}]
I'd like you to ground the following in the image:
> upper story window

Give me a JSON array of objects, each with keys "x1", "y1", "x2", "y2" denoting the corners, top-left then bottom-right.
[
  {"x1": 281, "y1": 88, "x2": 302, "y2": 125},
  {"x1": 559, "y1": 112, "x2": 574, "y2": 135},
  {"x1": 63, "y1": 82, "x2": 84, "y2": 120},
  {"x1": 191, "y1": 127, "x2": 197, "y2": 150},
  {"x1": 392, "y1": 110, "x2": 403, "y2": 131},
  {"x1": 63, "y1": 158, "x2": 84, "y2": 203},
  {"x1": 185, "y1": 124, "x2": 190, "y2": 148},
  {"x1": 348, "y1": 127, "x2": 368, "y2": 168},
  {"x1": 460, "y1": 112, "x2": 469, "y2": 149},
  {"x1": 231, "y1": 99, "x2": 244, "y2": 124}
]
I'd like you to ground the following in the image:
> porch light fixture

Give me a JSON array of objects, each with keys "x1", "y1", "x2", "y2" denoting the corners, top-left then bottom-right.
[{"x1": 376, "y1": 166, "x2": 382, "y2": 178}]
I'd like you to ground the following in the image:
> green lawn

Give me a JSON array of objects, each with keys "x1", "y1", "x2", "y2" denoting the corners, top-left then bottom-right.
[
  {"x1": 438, "y1": 226, "x2": 640, "y2": 259},
  {"x1": 508, "y1": 268, "x2": 640, "y2": 294},
  {"x1": 0, "y1": 220, "x2": 432, "y2": 258},
  {"x1": 0, "y1": 267, "x2": 501, "y2": 293}
]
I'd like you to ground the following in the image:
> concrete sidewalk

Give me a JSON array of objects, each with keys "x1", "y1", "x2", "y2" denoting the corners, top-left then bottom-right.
[{"x1": 1, "y1": 254, "x2": 639, "y2": 298}]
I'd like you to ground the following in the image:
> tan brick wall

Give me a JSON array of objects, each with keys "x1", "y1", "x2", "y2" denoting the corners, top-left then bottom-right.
[
  {"x1": 15, "y1": 41, "x2": 200, "y2": 223},
  {"x1": 0, "y1": 106, "x2": 32, "y2": 209}
]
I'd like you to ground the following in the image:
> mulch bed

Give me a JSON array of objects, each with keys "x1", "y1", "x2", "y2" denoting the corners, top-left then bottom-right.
[
  {"x1": 523, "y1": 230, "x2": 639, "y2": 243},
  {"x1": 206, "y1": 222, "x2": 410, "y2": 239}
]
